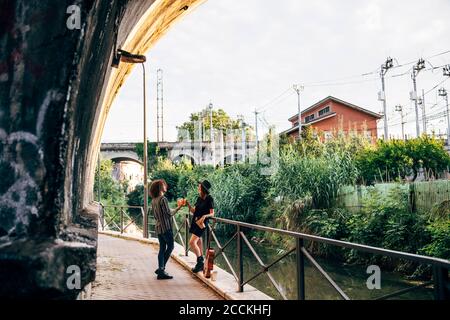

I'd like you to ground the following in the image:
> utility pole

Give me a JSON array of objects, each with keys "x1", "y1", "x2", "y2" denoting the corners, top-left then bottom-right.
[
  {"x1": 293, "y1": 84, "x2": 304, "y2": 141},
  {"x1": 379, "y1": 57, "x2": 394, "y2": 140},
  {"x1": 421, "y1": 89, "x2": 427, "y2": 135},
  {"x1": 156, "y1": 69, "x2": 164, "y2": 142},
  {"x1": 439, "y1": 88, "x2": 449, "y2": 145},
  {"x1": 395, "y1": 105, "x2": 406, "y2": 140},
  {"x1": 254, "y1": 109, "x2": 259, "y2": 161},
  {"x1": 411, "y1": 59, "x2": 426, "y2": 137}
]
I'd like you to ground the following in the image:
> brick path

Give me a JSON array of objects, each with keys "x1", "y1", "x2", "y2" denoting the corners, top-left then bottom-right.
[{"x1": 91, "y1": 234, "x2": 222, "y2": 300}]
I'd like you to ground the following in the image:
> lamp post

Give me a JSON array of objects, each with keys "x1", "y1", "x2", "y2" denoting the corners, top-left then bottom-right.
[
  {"x1": 112, "y1": 49, "x2": 149, "y2": 238},
  {"x1": 395, "y1": 105, "x2": 405, "y2": 141},
  {"x1": 208, "y1": 103, "x2": 215, "y2": 166},
  {"x1": 293, "y1": 85, "x2": 304, "y2": 141}
]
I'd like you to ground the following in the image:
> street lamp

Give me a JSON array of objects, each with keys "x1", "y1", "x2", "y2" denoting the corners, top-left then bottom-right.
[
  {"x1": 208, "y1": 102, "x2": 215, "y2": 166},
  {"x1": 395, "y1": 105, "x2": 405, "y2": 141},
  {"x1": 293, "y1": 84, "x2": 304, "y2": 141},
  {"x1": 112, "y1": 49, "x2": 149, "y2": 239}
]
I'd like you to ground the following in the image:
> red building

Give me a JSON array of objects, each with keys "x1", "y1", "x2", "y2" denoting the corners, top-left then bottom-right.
[{"x1": 282, "y1": 96, "x2": 382, "y2": 141}]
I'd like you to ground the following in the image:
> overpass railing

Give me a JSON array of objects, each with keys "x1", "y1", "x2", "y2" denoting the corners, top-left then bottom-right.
[{"x1": 173, "y1": 213, "x2": 450, "y2": 300}]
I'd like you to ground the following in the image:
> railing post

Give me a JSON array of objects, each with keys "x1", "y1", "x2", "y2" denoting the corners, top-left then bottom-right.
[
  {"x1": 237, "y1": 225, "x2": 244, "y2": 292},
  {"x1": 120, "y1": 209, "x2": 124, "y2": 234},
  {"x1": 296, "y1": 237, "x2": 306, "y2": 300},
  {"x1": 100, "y1": 204, "x2": 105, "y2": 231},
  {"x1": 185, "y1": 213, "x2": 189, "y2": 257},
  {"x1": 143, "y1": 206, "x2": 149, "y2": 239},
  {"x1": 433, "y1": 266, "x2": 449, "y2": 300}
]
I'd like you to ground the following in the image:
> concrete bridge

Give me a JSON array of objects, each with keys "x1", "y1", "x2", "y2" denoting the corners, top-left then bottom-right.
[
  {"x1": 0, "y1": 0, "x2": 207, "y2": 299},
  {"x1": 101, "y1": 141, "x2": 257, "y2": 166}
]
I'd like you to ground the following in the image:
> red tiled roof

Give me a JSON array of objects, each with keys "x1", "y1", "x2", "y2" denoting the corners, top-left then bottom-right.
[{"x1": 288, "y1": 96, "x2": 382, "y2": 122}]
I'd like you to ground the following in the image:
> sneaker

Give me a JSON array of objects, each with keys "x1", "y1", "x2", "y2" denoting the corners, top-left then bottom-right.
[
  {"x1": 157, "y1": 270, "x2": 173, "y2": 280},
  {"x1": 155, "y1": 268, "x2": 162, "y2": 275}
]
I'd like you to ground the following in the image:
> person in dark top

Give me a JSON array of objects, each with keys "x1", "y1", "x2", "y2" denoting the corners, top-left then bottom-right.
[
  {"x1": 186, "y1": 180, "x2": 215, "y2": 273},
  {"x1": 149, "y1": 179, "x2": 183, "y2": 280}
]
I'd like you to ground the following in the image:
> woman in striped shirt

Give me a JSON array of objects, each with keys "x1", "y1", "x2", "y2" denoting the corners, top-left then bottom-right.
[{"x1": 149, "y1": 179, "x2": 183, "y2": 280}]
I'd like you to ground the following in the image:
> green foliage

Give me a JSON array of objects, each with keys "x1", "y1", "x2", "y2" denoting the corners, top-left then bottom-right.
[
  {"x1": 126, "y1": 184, "x2": 147, "y2": 225},
  {"x1": 94, "y1": 160, "x2": 128, "y2": 226},
  {"x1": 269, "y1": 145, "x2": 358, "y2": 209},
  {"x1": 345, "y1": 186, "x2": 430, "y2": 272},
  {"x1": 420, "y1": 220, "x2": 450, "y2": 260},
  {"x1": 135, "y1": 141, "x2": 168, "y2": 168},
  {"x1": 176, "y1": 108, "x2": 248, "y2": 140},
  {"x1": 356, "y1": 136, "x2": 450, "y2": 184},
  {"x1": 94, "y1": 160, "x2": 127, "y2": 206},
  {"x1": 209, "y1": 163, "x2": 270, "y2": 235}
]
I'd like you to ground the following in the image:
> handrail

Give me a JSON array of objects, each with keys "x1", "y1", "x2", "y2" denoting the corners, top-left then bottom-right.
[
  {"x1": 209, "y1": 216, "x2": 450, "y2": 268},
  {"x1": 99, "y1": 205, "x2": 449, "y2": 300},
  {"x1": 99, "y1": 204, "x2": 154, "y2": 238}
]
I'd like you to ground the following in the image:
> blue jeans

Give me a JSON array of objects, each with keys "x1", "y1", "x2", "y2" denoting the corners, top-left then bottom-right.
[{"x1": 157, "y1": 230, "x2": 174, "y2": 270}]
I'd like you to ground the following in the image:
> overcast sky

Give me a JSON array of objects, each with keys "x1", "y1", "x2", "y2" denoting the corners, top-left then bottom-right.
[{"x1": 102, "y1": 0, "x2": 450, "y2": 143}]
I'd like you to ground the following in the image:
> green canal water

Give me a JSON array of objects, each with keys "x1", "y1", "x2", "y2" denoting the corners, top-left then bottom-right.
[{"x1": 211, "y1": 237, "x2": 434, "y2": 300}]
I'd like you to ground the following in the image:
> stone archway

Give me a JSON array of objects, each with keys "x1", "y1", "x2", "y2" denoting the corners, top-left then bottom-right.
[{"x1": 0, "y1": 0, "x2": 204, "y2": 298}]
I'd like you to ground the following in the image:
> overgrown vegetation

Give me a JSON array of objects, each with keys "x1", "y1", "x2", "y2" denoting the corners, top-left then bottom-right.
[{"x1": 97, "y1": 131, "x2": 450, "y2": 277}]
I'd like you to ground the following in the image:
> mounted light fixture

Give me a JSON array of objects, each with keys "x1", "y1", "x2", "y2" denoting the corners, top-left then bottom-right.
[{"x1": 112, "y1": 49, "x2": 146, "y2": 68}]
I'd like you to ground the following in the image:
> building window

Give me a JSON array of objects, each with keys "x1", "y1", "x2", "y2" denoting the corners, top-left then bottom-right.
[
  {"x1": 319, "y1": 106, "x2": 330, "y2": 117},
  {"x1": 305, "y1": 114, "x2": 315, "y2": 123}
]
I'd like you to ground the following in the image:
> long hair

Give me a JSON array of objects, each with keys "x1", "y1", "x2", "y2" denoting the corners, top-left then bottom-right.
[{"x1": 149, "y1": 179, "x2": 167, "y2": 199}]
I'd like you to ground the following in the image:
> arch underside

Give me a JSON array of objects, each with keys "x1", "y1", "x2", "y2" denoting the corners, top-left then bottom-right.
[
  {"x1": 0, "y1": 0, "x2": 204, "y2": 298},
  {"x1": 85, "y1": 0, "x2": 205, "y2": 208}
]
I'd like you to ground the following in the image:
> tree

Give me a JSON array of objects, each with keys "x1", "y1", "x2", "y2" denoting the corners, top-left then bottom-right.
[
  {"x1": 355, "y1": 135, "x2": 450, "y2": 184},
  {"x1": 176, "y1": 108, "x2": 248, "y2": 140},
  {"x1": 94, "y1": 160, "x2": 128, "y2": 228},
  {"x1": 135, "y1": 141, "x2": 168, "y2": 169}
]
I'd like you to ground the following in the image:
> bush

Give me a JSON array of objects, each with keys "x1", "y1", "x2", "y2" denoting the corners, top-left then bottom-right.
[
  {"x1": 420, "y1": 220, "x2": 450, "y2": 260},
  {"x1": 209, "y1": 163, "x2": 270, "y2": 236},
  {"x1": 356, "y1": 136, "x2": 450, "y2": 184},
  {"x1": 345, "y1": 186, "x2": 430, "y2": 272},
  {"x1": 269, "y1": 146, "x2": 358, "y2": 209}
]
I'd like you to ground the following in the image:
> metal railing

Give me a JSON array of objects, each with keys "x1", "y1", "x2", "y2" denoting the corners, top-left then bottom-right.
[
  {"x1": 99, "y1": 204, "x2": 156, "y2": 238},
  {"x1": 173, "y1": 213, "x2": 450, "y2": 300}
]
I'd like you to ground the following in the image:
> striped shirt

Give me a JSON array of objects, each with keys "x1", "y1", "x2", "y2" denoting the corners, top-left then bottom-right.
[{"x1": 151, "y1": 196, "x2": 175, "y2": 235}]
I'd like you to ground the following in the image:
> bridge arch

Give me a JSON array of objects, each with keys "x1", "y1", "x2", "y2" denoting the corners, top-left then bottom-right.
[
  {"x1": 0, "y1": 0, "x2": 204, "y2": 298},
  {"x1": 172, "y1": 154, "x2": 197, "y2": 166}
]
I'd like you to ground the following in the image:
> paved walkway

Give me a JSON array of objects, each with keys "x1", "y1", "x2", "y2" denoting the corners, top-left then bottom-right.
[{"x1": 91, "y1": 234, "x2": 222, "y2": 300}]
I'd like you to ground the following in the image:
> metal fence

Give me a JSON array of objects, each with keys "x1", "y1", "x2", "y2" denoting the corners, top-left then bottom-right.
[
  {"x1": 99, "y1": 204, "x2": 156, "y2": 238},
  {"x1": 337, "y1": 180, "x2": 450, "y2": 215},
  {"x1": 99, "y1": 205, "x2": 450, "y2": 300},
  {"x1": 173, "y1": 213, "x2": 450, "y2": 300}
]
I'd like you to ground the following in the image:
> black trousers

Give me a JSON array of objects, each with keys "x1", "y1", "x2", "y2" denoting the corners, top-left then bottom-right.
[{"x1": 157, "y1": 230, "x2": 174, "y2": 269}]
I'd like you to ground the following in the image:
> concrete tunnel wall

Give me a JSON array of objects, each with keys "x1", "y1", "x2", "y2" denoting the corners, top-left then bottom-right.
[{"x1": 0, "y1": 0, "x2": 203, "y2": 298}]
